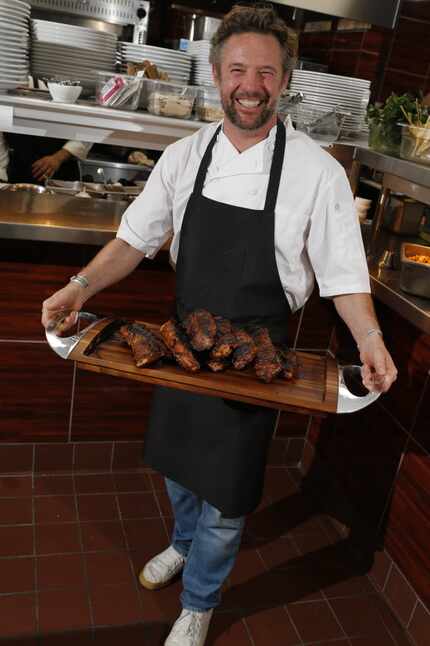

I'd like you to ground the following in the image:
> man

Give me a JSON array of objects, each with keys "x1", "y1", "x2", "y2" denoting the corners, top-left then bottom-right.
[
  {"x1": 5, "y1": 133, "x2": 92, "y2": 183},
  {"x1": 42, "y1": 6, "x2": 397, "y2": 646}
]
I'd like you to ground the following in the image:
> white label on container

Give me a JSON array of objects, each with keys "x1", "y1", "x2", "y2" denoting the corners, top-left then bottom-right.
[{"x1": 0, "y1": 106, "x2": 13, "y2": 129}]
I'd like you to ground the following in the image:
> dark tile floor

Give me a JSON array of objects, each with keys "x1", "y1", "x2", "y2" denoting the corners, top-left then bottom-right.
[{"x1": 0, "y1": 466, "x2": 411, "y2": 645}]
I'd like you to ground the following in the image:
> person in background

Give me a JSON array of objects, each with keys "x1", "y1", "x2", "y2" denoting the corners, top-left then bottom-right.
[
  {"x1": 42, "y1": 6, "x2": 397, "y2": 646},
  {"x1": 0, "y1": 133, "x2": 9, "y2": 182},
  {"x1": 4, "y1": 133, "x2": 92, "y2": 183}
]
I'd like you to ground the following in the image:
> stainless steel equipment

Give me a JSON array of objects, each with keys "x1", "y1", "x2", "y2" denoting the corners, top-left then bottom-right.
[
  {"x1": 274, "y1": 0, "x2": 401, "y2": 29},
  {"x1": 29, "y1": 0, "x2": 150, "y2": 26},
  {"x1": 78, "y1": 159, "x2": 152, "y2": 184},
  {"x1": 400, "y1": 243, "x2": 430, "y2": 300},
  {"x1": 383, "y1": 195, "x2": 425, "y2": 236},
  {"x1": 193, "y1": 16, "x2": 221, "y2": 41}
]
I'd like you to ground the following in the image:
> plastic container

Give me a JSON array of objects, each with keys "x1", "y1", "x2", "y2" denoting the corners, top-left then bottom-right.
[
  {"x1": 195, "y1": 86, "x2": 224, "y2": 122},
  {"x1": 143, "y1": 79, "x2": 197, "y2": 119},
  {"x1": 399, "y1": 122, "x2": 430, "y2": 166},
  {"x1": 96, "y1": 72, "x2": 143, "y2": 111}
]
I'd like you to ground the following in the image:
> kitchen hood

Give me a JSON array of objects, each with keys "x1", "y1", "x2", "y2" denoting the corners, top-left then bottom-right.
[{"x1": 275, "y1": 0, "x2": 402, "y2": 29}]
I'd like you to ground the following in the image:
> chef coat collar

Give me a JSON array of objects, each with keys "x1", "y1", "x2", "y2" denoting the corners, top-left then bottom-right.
[{"x1": 208, "y1": 121, "x2": 278, "y2": 179}]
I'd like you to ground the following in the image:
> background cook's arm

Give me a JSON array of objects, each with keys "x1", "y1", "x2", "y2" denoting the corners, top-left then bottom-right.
[{"x1": 333, "y1": 293, "x2": 397, "y2": 392}]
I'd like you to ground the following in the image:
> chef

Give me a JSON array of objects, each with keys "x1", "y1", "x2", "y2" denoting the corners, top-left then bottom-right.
[
  {"x1": 4, "y1": 133, "x2": 92, "y2": 183},
  {"x1": 42, "y1": 6, "x2": 397, "y2": 646}
]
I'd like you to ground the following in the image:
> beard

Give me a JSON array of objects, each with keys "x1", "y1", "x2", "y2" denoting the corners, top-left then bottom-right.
[{"x1": 221, "y1": 90, "x2": 278, "y2": 131}]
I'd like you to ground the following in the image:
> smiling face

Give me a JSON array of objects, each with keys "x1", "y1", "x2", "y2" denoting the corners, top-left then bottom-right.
[{"x1": 213, "y1": 32, "x2": 289, "y2": 135}]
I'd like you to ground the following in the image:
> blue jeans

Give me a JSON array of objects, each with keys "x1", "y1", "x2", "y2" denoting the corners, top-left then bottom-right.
[{"x1": 165, "y1": 477, "x2": 245, "y2": 611}]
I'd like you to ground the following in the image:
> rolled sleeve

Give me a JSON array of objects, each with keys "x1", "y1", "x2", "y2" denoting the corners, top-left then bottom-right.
[
  {"x1": 116, "y1": 149, "x2": 174, "y2": 259},
  {"x1": 62, "y1": 140, "x2": 93, "y2": 160},
  {"x1": 307, "y1": 168, "x2": 370, "y2": 297}
]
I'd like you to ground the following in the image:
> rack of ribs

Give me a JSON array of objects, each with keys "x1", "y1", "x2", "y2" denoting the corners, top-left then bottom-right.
[
  {"x1": 210, "y1": 316, "x2": 237, "y2": 360},
  {"x1": 253, "y1": 327, "x2": 283, "y2": 383},
  {"x1": 120, "y1": 322, "x2": 169, "y2": 367},
  {"x1": 184, "y1": 309, "x2": 217, "y2": 352},
  {"x1": 232, "y1": 328, "x2": 257, "y2": 370},
  {"x1": 160, "y1": 319, "x2": 201, "y2": 373}
]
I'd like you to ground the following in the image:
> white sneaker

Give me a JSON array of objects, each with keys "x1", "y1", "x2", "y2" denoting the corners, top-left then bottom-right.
[
  {"x1": 139, "y1": 545, "x2": 186, "y2": 590},
  {"x1": 165, "y1": 608, "x2": 214, "y2": 646}
]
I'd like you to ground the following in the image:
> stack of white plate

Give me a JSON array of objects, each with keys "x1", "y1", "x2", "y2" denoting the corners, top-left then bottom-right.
[
  {"x1": 289, "y1": 70, "x2": 371, "y2": 136},
  {"x1": 119, "y1": 43, "x2": 192, "y2": 85},
  {"x1": 31, "y1": 19, "x2": 117, "y2": 89},
  {"x1": 0, "y1": 0, "x2": 31, "y2": 92},
  {"x1": 188, "y1": 40, "x2": 214, "y2": 86}
]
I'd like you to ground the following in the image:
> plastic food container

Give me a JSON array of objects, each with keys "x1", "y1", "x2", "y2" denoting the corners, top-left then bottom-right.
[
  {"x1": 96, "y1": 72, "x2": 143, "y2": 111},
  {"x1": 195, "y1": 86, "x2": 224, "y2": 122},
  {"x1": 143, "y1": 80, "x2": 197, "y2": 119},
  {"x1": 400, "y1": 242, "x2": 430, "y2": 299},
  {"x1": 399, "y1": 122, "x2": 430, "y2": 166}
]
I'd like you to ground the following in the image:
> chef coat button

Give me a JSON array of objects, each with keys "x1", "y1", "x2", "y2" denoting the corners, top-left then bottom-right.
[
  {"x1": 335, "y1": 203, "x2": 340, "y2": 211},
  {"x1": 250, "y1": 188, "x2": 258, "y2": 195}
]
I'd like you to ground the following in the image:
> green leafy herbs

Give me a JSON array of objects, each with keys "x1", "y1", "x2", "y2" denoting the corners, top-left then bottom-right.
[{"x1": 366, "y1": 93, "x2": 429, "y2": 152}]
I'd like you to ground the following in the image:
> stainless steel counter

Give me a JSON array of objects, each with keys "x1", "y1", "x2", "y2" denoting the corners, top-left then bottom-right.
[
  {"x1": 355, "y1": 147, "x2": 430, "y2": 192},
  {"x1": 0, "y1": 192, "x2": 124, "y2": 246}
]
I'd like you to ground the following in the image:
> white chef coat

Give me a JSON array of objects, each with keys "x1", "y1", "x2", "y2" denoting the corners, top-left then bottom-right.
[
  {"x1": 117, "y1": 121, "x2": 370, "y2": 312},
  {"x1": 62, "y1": 140, "x2": 92, "y2": 160}
]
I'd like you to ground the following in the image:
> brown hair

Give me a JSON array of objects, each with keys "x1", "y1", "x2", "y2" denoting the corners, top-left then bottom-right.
[{"x1": 209, "y1": 5, "x2": 298, "y2": 74}]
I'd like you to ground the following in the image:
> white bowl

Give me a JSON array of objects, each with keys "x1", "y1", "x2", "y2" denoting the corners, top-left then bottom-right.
[{"x1": 47, "y1": 82, "x2": 82, "y2": 103}]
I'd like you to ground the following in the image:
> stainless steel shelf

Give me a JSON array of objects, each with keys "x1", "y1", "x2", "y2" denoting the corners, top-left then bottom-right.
[{"x1": 0, "y1": 93, "x2": 204, "y2": 151}]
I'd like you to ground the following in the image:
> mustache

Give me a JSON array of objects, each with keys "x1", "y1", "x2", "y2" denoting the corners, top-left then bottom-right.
[{"x1": 231, "y1": 90, "x2": 269, "y2": 102}]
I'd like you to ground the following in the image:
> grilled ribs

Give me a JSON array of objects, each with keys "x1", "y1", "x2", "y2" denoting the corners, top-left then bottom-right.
[
  {"x1": 160, "y1": 319, "x2": 200, "y2": 373},
  {"x1": 210, "y1": 316, "x2": 237, "y2": 360},
  {"x1": 207, "y1": 358, "x2": 229, "y2": 373},
  {"x1": 278, "y1": 348, "x2": 298, "y2": 381},
  {"x1": 184, "y1": 309, "x2": 217, "y2": 352},
  {"x1": 232, "y1": 328, "x2": 257, "y2": 370},
  {"x1": 253, "y1": 327, "x2": 282, "y2": 383},
  {"x1": 120, "y1": 322, "x2": 168, "y2": 367}
]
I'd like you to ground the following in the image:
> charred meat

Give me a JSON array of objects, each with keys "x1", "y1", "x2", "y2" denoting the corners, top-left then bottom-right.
[
  {"x1": 184, "y1": 309, "x2": 217, "y2": 352},
  {"x1": 207, "y1": 358, "x2": 229, "y2": 373},
  {"x1": 210, "y1": 316, "x2": 236, "y2": 360},
  {"x1": 232, "y1": 328, "x2": 257, "y2": 370},
  {"x1": 160, "y1": 319, "x2": 200, "y2": 373},
  {"x1": 120, "y1": 322, "x2": 168, "y2": 367},
  {"x1": 278, "y1": 348, "x2": 298, "y2": 381},
  {"x1": 253, "y1": 327, "x2": 282, "y2": 383}
]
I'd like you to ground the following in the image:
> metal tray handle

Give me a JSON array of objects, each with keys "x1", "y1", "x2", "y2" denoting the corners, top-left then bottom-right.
[
  {"x1": 45, "y1": 311, "x2": 104, "y2": 359},
  {"x1": 337, "y1": 365, "x2": 381, "y2": 414}
]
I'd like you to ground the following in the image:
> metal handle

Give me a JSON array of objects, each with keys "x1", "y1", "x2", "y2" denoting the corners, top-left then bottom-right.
[
  {"x1": 336, "y1": 365, "x2": 381, "y2": 414},
  {"x1": 45, "y1": 311, "x2": 103, "y2": 359}
]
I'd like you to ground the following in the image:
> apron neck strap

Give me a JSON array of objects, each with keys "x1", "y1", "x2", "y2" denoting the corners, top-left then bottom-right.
[
  {"x1": 264, "y1": 119, "x2": 286, "y2": 213},
  {"x1": 193, "y1": 119, "x2": 287, "y2": 212}
]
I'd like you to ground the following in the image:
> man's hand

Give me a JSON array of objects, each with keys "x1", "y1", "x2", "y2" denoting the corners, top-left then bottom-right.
[
  {"x1": 41, "y1": 283, "x2": 86, "y2": 333},
  {"x1": 359, "y1": 333, "x2": 398, "y2": 393},
  {"x1": 32, "y1": 149, "x2": 72, "y2": 181}
]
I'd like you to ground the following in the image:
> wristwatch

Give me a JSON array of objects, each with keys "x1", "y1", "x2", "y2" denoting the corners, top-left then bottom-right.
[{"x1": 70, "y1": 274, "x2": 89, "y2": 289}]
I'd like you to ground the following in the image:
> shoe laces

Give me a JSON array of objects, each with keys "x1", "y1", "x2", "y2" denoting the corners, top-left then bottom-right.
[
  {"x1": 148, "y1": 548, "x2": 183, "y2": 579},
  {"x1": 176, "y1": 610, "x2": 205, "y2": 640}
]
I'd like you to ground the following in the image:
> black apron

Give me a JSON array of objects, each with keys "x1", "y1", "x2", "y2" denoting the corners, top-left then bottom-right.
[
  {"x1": 144, "y1": 120, "x2": 291, "y2": 517},
  {"x1": 6, "y1": 133, "x2": 80, "y2": 184}
]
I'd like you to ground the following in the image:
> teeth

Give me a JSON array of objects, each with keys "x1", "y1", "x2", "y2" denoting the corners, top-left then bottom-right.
[{"x1": 237, "y1": 99, "x2": 261, "y2": 108}]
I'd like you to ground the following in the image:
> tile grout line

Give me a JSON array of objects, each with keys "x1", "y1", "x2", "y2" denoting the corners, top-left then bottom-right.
[
  {"x1": 241, "y1": 616, "x2": 257, "y2": 646},
  {"x1": 324, "y1": 595, "x2": 353, "y2": 642},
  {"x1": 31, "y1": 476, "x2": 39, "y2": 637},
  {"x1": 150, "y1": 473, "x2": 171, "y2": 541},
  {"x1": 406, "y1": 599, "x2": 419, "y2": 631},
  {"x1": 113, "y1": 477, "x2": 147, "y2": 619},
  {"x1": 73, "y1": 472, "x2": 96, "y2": 633}
]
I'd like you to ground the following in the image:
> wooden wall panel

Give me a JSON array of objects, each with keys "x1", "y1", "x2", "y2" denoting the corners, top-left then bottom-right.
[
  {"x1": 385, "y1": 447, "x2": 430, "y2": 609},
  {"x1": 0, "y1": 343, "x2": 73, "y2": 442}
]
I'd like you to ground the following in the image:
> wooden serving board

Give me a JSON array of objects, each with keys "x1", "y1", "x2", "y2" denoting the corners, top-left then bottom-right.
[{"x1": 69, "y1": 318, "x2": 339, "y2": 416}]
